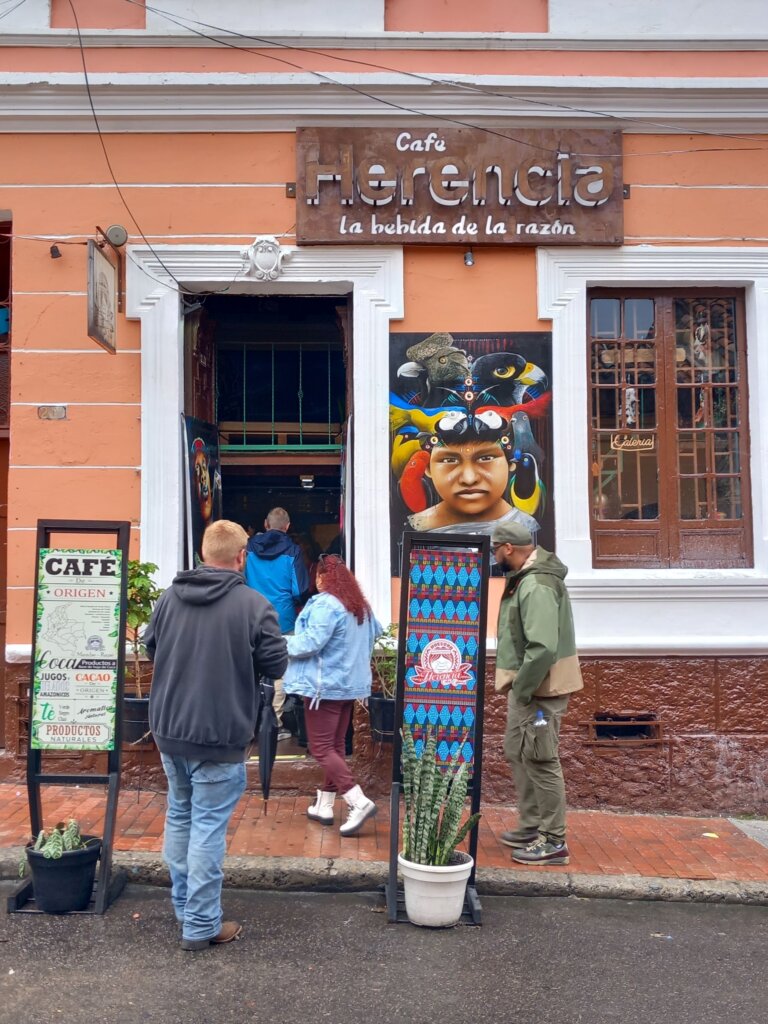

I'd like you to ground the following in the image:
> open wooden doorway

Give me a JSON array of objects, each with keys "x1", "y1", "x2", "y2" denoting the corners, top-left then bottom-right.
[{"x1": 183, "y1": 293, "x2": 351, "y2": 753}]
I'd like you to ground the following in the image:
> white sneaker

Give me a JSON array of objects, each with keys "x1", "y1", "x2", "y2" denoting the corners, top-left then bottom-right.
[
  {"x1": 339, "y1": 784, "x2": 377, "y2": 836},
  {"x1": 277, "y1": 729, "x2": 292, "y2": 742},
  {"x1": 307, "y1": 789, "x2": 336, "y2": 826}
]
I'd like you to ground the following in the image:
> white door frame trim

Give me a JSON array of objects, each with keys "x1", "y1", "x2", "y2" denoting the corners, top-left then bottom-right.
[
  {"x1": 126, "y1": 243, "x2": 404, "y2": 623},
  {"x1": 537, "y1": 245, "x2": 768, "y2": 653}
]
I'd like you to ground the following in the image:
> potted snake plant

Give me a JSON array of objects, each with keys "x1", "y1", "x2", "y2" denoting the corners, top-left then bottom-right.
[{"x1": 397, "y1": 725, "x2": 481, "y2": 927}]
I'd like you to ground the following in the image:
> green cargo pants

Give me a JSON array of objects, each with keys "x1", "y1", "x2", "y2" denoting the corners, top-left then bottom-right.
[{"x1": 503, "y1": 693, "x2": 570, "y2": 843}]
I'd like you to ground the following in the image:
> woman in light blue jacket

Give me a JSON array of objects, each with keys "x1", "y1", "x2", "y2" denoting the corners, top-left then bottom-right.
[{"x1": 284, "y1": 555, "x2": 382, "y2": 836}]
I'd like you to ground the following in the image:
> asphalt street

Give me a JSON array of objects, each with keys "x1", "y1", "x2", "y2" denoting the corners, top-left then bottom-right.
[{"x1": 0, "y1": 882, "x2": 766, "y2": 1024}]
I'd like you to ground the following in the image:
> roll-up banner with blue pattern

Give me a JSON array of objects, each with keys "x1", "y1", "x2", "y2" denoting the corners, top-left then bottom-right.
[{"x1": 393, "y1": 531, "x2": 489, "y2": 785}]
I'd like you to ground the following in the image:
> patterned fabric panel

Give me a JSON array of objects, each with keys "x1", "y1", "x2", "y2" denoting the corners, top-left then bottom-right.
[{"x1": 402, "y1": 543, "x2": 483, "y2": 774}]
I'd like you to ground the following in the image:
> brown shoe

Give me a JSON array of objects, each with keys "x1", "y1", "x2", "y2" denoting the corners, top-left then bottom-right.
[{"x1": 181, "y1": 921, "x2": 243, "y2": 951}]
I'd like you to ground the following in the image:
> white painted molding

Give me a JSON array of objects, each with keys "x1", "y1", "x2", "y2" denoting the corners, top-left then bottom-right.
[
  {"x1": 6, "y1": 645, "x2": 31, "y2": 663},
  {"x1": 126, "y1": 243, "x2": 403, "y2": 623},
  {"x1": 549, "y1": 0, "x2": 768, "y2": 38},
  {"x1": 537, "y1": 245, "x2": 768, "y2": 655},
  {"x1": 3, "y1": 32, "x2": 768, "y2": 50},
  {"x1": 2, "y1": 73, "x2": 768, "y2": 132},
  {"x1": 142, "y1": 0, "x2": 384, "y2": 34},
  {"x1": 0, "y1": 0, "x2": 49, "y2": 31}
]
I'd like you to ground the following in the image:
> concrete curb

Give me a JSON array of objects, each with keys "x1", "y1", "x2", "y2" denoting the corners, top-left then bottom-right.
[
  {"x1": 475, "y1": 866, "x2": 768, "y2": 905},
  {"x1": 3, "y1": 846, "x2": 768, "y2": 906}
]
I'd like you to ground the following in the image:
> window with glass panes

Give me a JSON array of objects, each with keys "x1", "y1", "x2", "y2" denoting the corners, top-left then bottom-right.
[{"x1": 588, "y1": 290, "x2": 751, "y2": 568}]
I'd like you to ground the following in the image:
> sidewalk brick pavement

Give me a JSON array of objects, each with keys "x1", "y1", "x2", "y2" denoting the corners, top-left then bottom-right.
[{"x1": 2, "y1": 782, "x2": 768, "y2": 883}]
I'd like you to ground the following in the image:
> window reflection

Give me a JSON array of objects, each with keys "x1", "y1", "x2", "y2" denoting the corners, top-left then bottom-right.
[
  {"x1": 674, "y1": 298, "x2": 743, "y2": 521},
  {"x1": 590, "y1": 298, "x2": 620, "y2": 339},
  {"x1": 624, "y1": 298, "x2": 655, "y2": 340}
]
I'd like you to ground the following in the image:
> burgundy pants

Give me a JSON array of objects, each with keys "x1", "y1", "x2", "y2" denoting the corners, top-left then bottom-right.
[{"x1": 303, "y1": 698, "x2": 355, "y2": 794}]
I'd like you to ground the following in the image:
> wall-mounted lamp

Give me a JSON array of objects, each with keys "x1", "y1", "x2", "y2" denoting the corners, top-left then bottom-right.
[
  {"x1": 299, "y1": 474, "x2": 315, "y2": 490},
  {"x1": 49, "y1": 244, "x2": 62, "y2": 259},
  {"x1": 94, "y1": 224, "x2": 127, "y2": 314},
  {"x1": 463, "y1": 249, "x2": 475, "y2": 267},
  {"x1": 104, "y1": 224, "x2": 128, "y2": 247}
]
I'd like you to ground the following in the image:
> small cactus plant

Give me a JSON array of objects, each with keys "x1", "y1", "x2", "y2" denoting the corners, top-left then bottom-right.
[{"x1": 400, "y1": 726, "x2": 481, "y2": 866}]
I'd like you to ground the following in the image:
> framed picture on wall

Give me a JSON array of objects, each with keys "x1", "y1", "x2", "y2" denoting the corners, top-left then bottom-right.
[
  {"x1": 87, "y1": 239, "x2": 117, "y2": 354},
  {"x1": 182, "y1": 415, "x2": 223, "y2": 567}
]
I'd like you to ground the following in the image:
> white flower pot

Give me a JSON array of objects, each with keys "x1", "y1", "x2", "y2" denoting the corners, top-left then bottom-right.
[{"x1": 397, "y1": 851, "x2": 473, "y2": 928}]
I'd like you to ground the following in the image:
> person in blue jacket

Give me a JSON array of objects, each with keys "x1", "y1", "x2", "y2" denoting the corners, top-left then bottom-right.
[
  {"x1": 284, "y1": 554, "x2": 382, "y2": 836},
  {"x1": 245, "y1": 507, "x2": 309, "y2": 735}
]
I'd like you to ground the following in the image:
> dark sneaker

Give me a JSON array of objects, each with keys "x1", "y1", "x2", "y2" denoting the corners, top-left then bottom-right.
[
  {"x1": 499, "y1": 828, "x2": 539, "y2": 849},
  {"x1": 511, "y1": 838, "x2": 569, "y2": 866},
  {"x1": 181, "y1": 920, "x2": 243, "y2": 951}
]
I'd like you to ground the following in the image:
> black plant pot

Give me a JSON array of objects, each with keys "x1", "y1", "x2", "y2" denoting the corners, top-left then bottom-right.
[
  {"x1": 123, "y1": 696, "x2": 152, "y2": 745},
  {"x1": 368, "y1": 694, "x2": 396, "y2": 744},
  {"x1": 26, "y1": 837, "x2": 101, "y2": 914}
]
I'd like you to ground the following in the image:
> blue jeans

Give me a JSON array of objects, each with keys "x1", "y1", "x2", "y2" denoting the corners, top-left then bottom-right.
[{"x1": 160, "y1": 754, "x2": 246, "y2": 942}]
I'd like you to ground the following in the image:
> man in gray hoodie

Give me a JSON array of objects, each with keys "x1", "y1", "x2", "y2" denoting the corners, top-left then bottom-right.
[{"x1": 145, "y1": 520, "x2": 287, "y2": 951}]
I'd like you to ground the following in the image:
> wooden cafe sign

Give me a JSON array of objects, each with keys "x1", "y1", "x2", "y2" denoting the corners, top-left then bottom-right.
[{"x1": 296, "y1": 126, "x2": 623, "y2": 246}]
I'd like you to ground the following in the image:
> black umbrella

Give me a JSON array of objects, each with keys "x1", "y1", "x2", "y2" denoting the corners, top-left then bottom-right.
[{"x1": 255, "y1": 677, "x2": 279, "y2": 812}]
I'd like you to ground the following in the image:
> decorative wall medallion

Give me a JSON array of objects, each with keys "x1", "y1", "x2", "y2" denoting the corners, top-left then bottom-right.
[{"x1": 243, "y1": 236, "x2": 289, "y2": 280}]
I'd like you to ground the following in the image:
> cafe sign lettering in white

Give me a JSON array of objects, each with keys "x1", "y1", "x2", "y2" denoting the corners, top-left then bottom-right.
[
  {"x1": 296, "y1": 126, "x2": 623, "y2": 246},
  {"x1": 30, "y1": 549, "x2": 123, "y2": 752}
]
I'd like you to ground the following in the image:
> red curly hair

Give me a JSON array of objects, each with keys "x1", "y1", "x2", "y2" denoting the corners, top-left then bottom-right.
[{"x1": 316, "y1": 555, "x2": 371, "y2": 624}]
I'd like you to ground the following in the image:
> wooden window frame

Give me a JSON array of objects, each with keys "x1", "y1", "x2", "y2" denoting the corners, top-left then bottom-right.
[{"x1": 588, "y1": 288, "x2": 752, "y2": 569}]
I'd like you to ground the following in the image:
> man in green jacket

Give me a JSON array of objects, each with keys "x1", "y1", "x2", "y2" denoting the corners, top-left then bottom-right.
[{"x1": 492, "y1": 521, "x2": 583, "y2": 866}]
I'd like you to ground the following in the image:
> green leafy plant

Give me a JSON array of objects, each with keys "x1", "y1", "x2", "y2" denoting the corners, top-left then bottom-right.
[
  {"x1": 401, "y1": 725, "x2": 481, "y2": 866},
  {"x1": 19, "y1": 819, "x2": 97, "y2": 876},
  {"x1": 126, "y1": 560, "x2": 163, "y2": 699},
  {"x1": 371, "y1": 622, "x2": 398, "y2": 700}
]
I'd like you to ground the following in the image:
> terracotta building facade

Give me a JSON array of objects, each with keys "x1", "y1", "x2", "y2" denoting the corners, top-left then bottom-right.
[{"x1": 1, "y1": 0, "x2": 767, "y2": 814}]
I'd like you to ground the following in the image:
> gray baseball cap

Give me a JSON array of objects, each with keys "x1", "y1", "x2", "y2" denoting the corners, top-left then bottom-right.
[{"x1": 491, "y1": 522, "x2": 534, "y2": 547}]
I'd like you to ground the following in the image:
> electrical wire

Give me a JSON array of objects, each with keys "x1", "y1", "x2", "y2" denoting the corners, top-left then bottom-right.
[
  {"x1": 115, "y1": 0, "x2": 622, "y2": 158},
  {"x1": 0, "y1": 0, "x2": 30, "y2": 24},
  {"x1": 65, "y1": 0, "x2": 247, "y2": 299},
  {"x1": 8, "y1": 0, "x2": 767, "y2": 263},
  {"x1": 114, "y1": 0, "x2": 768, "y2": 157},
  {"x1": 2, "y1": 0, "x2": 766, "y2": 156}
]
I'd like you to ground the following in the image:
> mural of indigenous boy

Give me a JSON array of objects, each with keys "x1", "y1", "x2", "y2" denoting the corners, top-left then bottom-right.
[{"x1": 390, "y1": 332, "x2": 553, "y2": 572}]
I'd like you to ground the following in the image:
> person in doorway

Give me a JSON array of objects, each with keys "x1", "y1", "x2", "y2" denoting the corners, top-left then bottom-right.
[
  {"x1": 145, "y1": 520, "x2": 287, "y2": 950},
  {"x1": 284, "y1": 554, "x2": 382, "y2": 836},
  {"x1": 492, "y1": 521, "x2": 583, "y2": 866},
  {"x1": 245, "y1": 507, "x2": 310, "y2": 740}
]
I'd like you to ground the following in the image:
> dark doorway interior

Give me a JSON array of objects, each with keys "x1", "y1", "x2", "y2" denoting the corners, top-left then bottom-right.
[
  {"x1": 203, "y1": 293, "x2": 349, "y2": 561},
  {"x1": 223, "y1": 467, "x2": 342, "y2": 558}
]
